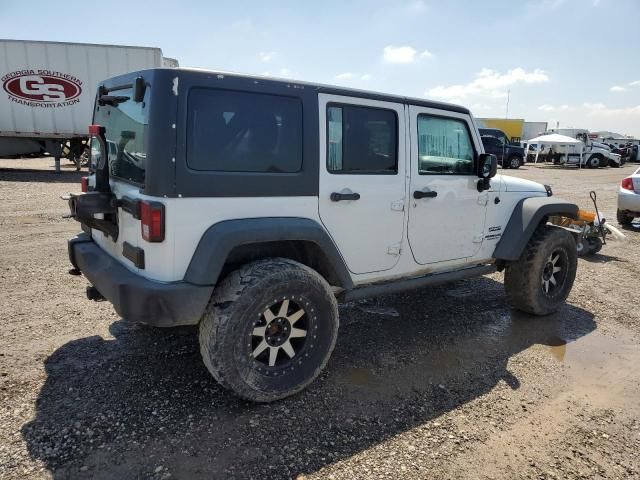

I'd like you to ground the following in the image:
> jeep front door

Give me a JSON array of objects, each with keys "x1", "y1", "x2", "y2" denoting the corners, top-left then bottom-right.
[
  {"x1": 318, "y1": 94, "x2": 406, "y2": 274},
  {"x1": 407, "y1": 107, "x2": 487, "y2": 265}
]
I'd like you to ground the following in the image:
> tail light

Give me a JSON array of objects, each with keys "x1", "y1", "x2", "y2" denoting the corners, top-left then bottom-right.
[
  {"x1": 621, "y1": 177, "x2": 634, "y2": 191},
  {"x1": 140, "y1": 201, "x2": 165, "y2": 242},
  {"x1": 88, "y1": 124, "x2": 103, "y2": 135},
  {"x1": 81, "y1": 176, "x2": 88, "y2": 193}
]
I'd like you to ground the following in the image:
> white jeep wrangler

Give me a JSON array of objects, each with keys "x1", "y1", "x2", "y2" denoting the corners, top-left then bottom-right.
[{"x1": 66, "y1": 68, "x2": 579, "y2": 402}]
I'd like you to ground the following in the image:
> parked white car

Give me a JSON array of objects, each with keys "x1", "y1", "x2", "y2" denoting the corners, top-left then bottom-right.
[{"x1": 617, "y1": 167, "x2": 640, "y2": 225}]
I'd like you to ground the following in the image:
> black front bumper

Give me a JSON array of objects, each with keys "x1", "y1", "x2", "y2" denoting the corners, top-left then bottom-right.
[{"x1": 68, "y1": 233, "x2": 213, "y2": 327}]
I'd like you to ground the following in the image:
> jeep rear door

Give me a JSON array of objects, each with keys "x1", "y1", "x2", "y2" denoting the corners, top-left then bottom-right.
[
  {"x1": 407, "y1": 107, "x2": 487, "y2": 264},
  {"x1": 318, "y1": 94, "x2": 406, "y2": 275}
]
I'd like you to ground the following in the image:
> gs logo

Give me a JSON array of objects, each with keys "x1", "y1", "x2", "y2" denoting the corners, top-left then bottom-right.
[{"x1": 2, "y1": 72, "x2": 82, "y2": 103}]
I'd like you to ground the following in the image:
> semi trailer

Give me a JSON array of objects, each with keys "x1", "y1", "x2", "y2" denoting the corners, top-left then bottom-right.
[{"x1": 0, "y1": 39, "x2": 177, "y2": 169}]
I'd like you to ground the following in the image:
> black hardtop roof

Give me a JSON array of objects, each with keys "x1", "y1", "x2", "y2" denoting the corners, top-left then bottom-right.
[{"x1": 106, "y1": 67, "x2": 471, "y2": 115}]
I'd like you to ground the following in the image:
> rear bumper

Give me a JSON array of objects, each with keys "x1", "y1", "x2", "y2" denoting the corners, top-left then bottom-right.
[
  {"x1": 618, "y1": 189, "x2": 640, "y2": 213},
  {"x1": 68, "y1": 233, "x2": 213, "y2": 327}
]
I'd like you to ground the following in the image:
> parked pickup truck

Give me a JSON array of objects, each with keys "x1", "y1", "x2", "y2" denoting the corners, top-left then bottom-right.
[{"x1": 480, "y1": 134, "x2": 525, "y2": 169}]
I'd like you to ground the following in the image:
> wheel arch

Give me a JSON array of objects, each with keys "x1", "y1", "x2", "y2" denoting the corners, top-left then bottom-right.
[
  {"x1": 184, "y1": 217, "x2": 354, "y2": 289},
  {"x1": 493, "y1": 197, "x2": 579, "y2": 261}
]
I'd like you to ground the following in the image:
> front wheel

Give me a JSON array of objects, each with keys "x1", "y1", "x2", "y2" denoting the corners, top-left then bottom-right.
[
  {"x1": 199, "y1": 258, "x2": 339, "y2": 402},
  {"x1": 587, "y1": 155, "x2": 602, "y2": 168},
  {"x1": 504, "y1": 226, "x2": 577, "y2": 315}
]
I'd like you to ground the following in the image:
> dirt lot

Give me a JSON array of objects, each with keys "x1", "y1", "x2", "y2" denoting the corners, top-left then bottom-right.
[{"x1": 1, "y1": 158, "x2": 639, "y2": 480}]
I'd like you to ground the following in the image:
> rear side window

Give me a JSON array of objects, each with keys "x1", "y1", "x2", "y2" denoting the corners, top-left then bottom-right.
[
  {"x1": 327, "y1": 104, "x2": 397, "y2": 174},
  {"x1": 417, "y1": 115, "x2": 475, "y2": 174},
  {"x1": 186, "y1": 89, "x2": 302, "y2": 173}
]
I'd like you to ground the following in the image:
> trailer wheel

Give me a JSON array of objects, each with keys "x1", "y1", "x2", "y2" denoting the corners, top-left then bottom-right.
[
  {"x1": 575, "y1": 237, "x2": 588, "y2": 256},
  {"x1": 586, "y1": 237, "x2": 602, "y2": 255}
]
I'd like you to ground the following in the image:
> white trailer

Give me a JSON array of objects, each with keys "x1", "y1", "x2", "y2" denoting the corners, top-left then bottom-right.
[
  {"x1": 522, "y1": 121, "x2": 547, "y2": 142},
  {"x1": 0, "y1": 39, "x2": 177, "y2": 168},
  {"x1": 544, "y1": 128, "x2": 622, "y2": 167}
]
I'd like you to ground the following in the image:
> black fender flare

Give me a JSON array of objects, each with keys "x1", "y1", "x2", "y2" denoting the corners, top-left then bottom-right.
[
  {"x1": 184, "y1": 217, "x2": 354, "y2": 289},
  {"x1": 493, "y1": 197, "x2": 579, "y2": 261}
]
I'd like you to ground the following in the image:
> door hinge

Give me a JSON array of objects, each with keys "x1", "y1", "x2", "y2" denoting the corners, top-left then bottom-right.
[
  {"x1": 390, "y1": 199, "x2": 405, "y2": 211},
  {"x1": 387, "y1": 244, "x2": 401, "y2": 256},
  {"x1": 472, "y1": 234, "x2": 484, "y2": 243},
  {"x1": 477, "y1": 193, "x2": 489, "y2": 206}
]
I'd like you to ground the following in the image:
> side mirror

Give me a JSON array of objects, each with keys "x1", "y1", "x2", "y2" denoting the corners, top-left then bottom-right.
[
  {"x1": 477, "y1": 153, "x2": 497, "y2": 192},
  {"x1": 478, "y1": 153, "x2": 497, "y2": 179}
]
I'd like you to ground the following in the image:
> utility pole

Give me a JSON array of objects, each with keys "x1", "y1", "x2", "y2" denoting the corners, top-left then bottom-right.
[{"x1": 505, "y1": 89, "x2": 510, "y2": 118}]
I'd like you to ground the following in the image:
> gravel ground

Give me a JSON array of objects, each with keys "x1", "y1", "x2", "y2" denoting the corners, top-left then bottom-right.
[{"x1": 1, "y1": 158, "x2": 639, "y2": 480}]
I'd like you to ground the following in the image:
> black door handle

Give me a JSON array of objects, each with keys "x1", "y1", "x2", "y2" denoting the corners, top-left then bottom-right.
[
  {"x1": 413, "y1": 190, "x2": 438, "y2": 199},
  {"x1": 330, "y1": 192, "x2": 360, "y2": 201}
]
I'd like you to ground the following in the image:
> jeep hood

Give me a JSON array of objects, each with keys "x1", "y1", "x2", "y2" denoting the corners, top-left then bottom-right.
[{"x1": 500, "y1": 175, "x2": 547, "y2": 193}]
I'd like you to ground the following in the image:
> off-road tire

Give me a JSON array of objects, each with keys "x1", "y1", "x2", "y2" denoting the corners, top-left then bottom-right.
[
  {"x1": 610, "y1": 159, "x2": 620, "y2": 168},
  {"x1": 199, "y1": 258, "x2": 339, "y2": 402},
  {"x1": 617, "y1": 209, "x2": 633, "y2": 226},
  {"x1": 504, "y1": 225, "x2": 577, "y2": 315},
  {"x1": 508, "y1": 155, "x2": 522, "y2": 169}
]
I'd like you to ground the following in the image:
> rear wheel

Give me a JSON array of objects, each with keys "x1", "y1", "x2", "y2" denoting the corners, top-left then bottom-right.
[
  {"x1": 505, "y1": 226, "x2": 577, "y2": 315},
  {"x1": 508, "y1": 155, "x2": 522, "y2": 169},
  {"x1": 617, "y1": 209, "x2": 634, "y2": 226},
  {"x1": 199, "y1": 258, "x2": 339, "y2": 402}
]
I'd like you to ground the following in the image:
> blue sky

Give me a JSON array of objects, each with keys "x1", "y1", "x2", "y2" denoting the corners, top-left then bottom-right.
[{"x1": 2, "y1": 0, "x2": 639, "y2": 136}]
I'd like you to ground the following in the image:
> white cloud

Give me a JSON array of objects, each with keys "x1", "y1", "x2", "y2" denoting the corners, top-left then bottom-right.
[
  {"x1": 275, "y1": 68, "x2": 298, "y2": 78},
  {"x1": 427, "y1": 67, "x2": 549, "y2": 100},
  {"x1": 538, "y1": 104, "x2": 570, "y2": 111},
  {"x1": 382, "y1": 46, "x2": 415, "y2": 63},
  {"x1": 420, "y1": 49, "x2": 433, "y2": 59},
  {"x1": 405, "y1": 0, "x2": 427, "y2": 13},
  {"x1": 611, "y1": 80, "x2": 640, "y2": 91},
  {"x1": 583, "y1": 103, "x2": 640, "y2": 117},
  {"x1": 542, "y1": 0, "x2": 566, "y2": 9},
  {"x1": 258, "y1": 51, "x2": 277, "y2": 62},
  {"x1": 334, "y1": 72, "x2": 372, "y2": 83}
]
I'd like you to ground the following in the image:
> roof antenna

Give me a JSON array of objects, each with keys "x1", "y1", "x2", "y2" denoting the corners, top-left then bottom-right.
[{"x1": 505, "y1": 89, "x2": 510, "y2": 118}]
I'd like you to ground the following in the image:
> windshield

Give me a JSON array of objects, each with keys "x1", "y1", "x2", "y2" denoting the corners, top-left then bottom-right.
[{"x1": 93, "y1": 85, "x2": 150, "y2": 185}]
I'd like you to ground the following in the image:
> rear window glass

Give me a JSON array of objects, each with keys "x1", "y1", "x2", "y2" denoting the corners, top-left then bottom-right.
[
  {"x1": 93, "y1": 86, "x2": 149, "y2": 185},
  {"x1": 186, "y1": 88, "x2": 303, "y2": 173},
  {"x1": 327, "y1": 104, "x2": 397, "y2": 174}
]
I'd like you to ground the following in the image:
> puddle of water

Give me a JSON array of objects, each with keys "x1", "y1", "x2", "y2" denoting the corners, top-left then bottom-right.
[
  {"x1": 338, "y1": 367, "x2": 379, "y2": 387},
  {"x1": 548, "y1": 343, "x2": 567, "y2": 362},
  {"x1": 356, "y1": 305, "x2": 400, "y2": 317}
]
